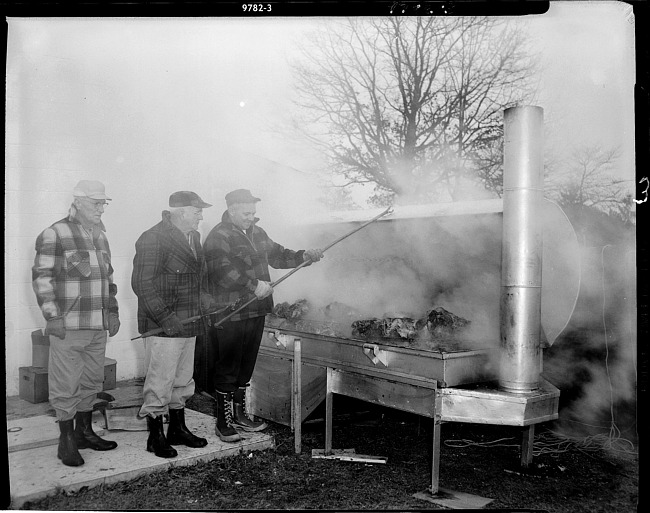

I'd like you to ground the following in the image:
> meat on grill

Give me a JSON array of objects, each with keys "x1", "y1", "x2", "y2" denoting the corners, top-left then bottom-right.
[
  {"x1": 273, "y1": 299, "x2": 310, "y2": 320},
  {"x1": 424, "y1": 307, "x2": 471, "y2": 337},
  {"x1": 270, "y1": 299, "x2": 470, "y2": 343},
  {"x1": 351, "y1": 317, "x2": 422, "y2": 341}
]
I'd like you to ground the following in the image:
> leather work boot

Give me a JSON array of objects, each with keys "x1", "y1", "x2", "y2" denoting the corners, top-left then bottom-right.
[
  {"x1": 167, "y1": 408, "x2": 208, "y2": 448},
  {"x1": 57, "y1": 419, "x2": 84, "y2": 467},
  {"x1": 231, "y1": 387, "x2": 268, "y2": 432},
  {"x1": 146, "y1": 415, "x2": 178, "y2": 458},
  {"x1": 214, "y1": 392, "x2": 242, "y2": 443},
  {"x1": 74, "y1": 410, "x2": 118, "y2": 451}
]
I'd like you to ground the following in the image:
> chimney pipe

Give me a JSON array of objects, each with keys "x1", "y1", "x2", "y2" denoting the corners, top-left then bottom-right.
[{"x1": 499, "y1": 106, "x2": 544, "y2": 393}]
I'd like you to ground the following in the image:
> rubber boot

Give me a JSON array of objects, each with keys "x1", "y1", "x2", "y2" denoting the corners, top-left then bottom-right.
[
  {"x1": 74, "y1": 410, "x2": 118, "y2": 451},
  {"x1": 167, "y1": 408, "x2": 208, "y2": 448},
  {"x1": 231, "y1": 387, "x2": 268, "y2": 432},
  {"x1": 214, "y1": 392, "x2": 242, "y2": 443},
  {"x1": 57, "y1": 419, "x2": 84, "y2": 467},
  {"x1": 146, "y1": 415, "x2": 178, "y2": 458}
]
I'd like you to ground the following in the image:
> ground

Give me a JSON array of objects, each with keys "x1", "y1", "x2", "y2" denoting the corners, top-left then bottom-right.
[{"x1": 18, "y1": 393, "x2": 638, "y2": 511}]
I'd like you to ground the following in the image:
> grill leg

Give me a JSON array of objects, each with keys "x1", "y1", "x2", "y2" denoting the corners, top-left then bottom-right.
[
  {"x1": 431, "y1": 413, "x2": 441, "y2": 494},
  {"x1": 521, "y1": 424, "x2": 535, "y2": 467},
  {"x1": 292, "y1": 338, "x2": 302, "y2": 454},
  {"x1": 325, "y1": 367, "x2": 334, "y2": 454}
]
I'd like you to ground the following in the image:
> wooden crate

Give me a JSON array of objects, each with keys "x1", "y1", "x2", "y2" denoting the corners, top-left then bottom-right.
[{"x1": 248, "y1": 351, "x2": 326, "y2": 427}]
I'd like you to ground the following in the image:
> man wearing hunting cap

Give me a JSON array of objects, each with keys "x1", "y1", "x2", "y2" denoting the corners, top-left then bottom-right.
[
  {"x1": 32, "y1": 180, "x2": 120, "y2": 467},
  {"x1": 132, "y1": 191, "x2": 217, "y2": 458},
  {"x1": 203, "y1": 189, "x2": 324, "y2": 442}
]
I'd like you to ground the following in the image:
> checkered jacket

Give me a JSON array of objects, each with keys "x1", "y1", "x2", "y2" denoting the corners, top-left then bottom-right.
[
  {"x1": 32, "y1": 206, "x2": 119, "y2": 331},
  {"x1": 203, "y1": 210, "x2": 307, "y2": 322},
  {"x1": 131, "y1": 211, "x2": 210, "y2": 337}
]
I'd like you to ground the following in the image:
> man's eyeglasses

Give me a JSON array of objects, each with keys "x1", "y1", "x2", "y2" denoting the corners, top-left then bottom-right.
[{"x1": 80, "y1": 198, "x2": 109, "y2": 209}]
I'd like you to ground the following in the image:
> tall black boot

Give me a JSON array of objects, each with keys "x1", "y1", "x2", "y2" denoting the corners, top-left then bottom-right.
[
  {"x1": 146, "y1": 415, "x2": 178, "y2": 458},
  {"x1": 231, "y1": 387, "x2": 268, "y2": 432},
  {"x1": 167, "y1": 408, "x2": 208, "y2": 448},
  {"x1": 214, "y1": 392, "x2": 242, "y2": 443},
  {"x1": 58, "y1": 419, "x2": 84, "y2": 467},
  {"x1": 74, "y1": 411, "x2": 118, "y2": 451}
]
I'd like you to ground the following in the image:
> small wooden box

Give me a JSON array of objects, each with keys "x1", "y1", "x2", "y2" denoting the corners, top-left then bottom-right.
[
  {"x1": 103, "y1": 357, "x2": 117, "y2": 390},
  {"x1": 19, "y1": 366, "x2": 49, "y2": 403},
  {"x1": 31, "y1": 329, "x2": 50, "y2": 369},
  {"x1": 18, "y1": 358, "x2": 117, "y2": 403}
]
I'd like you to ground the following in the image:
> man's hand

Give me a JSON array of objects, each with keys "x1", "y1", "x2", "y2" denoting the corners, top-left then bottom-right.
[
  {"x1": 303, "y1": 248, "x2": 324, "y2": 263},
  {"x1": 45, "y1": 317, "x2": 66, "y2": 340},
  {"x1": 108, "y1": 314, "x2": 121, "y2": 337},
  {"x1": 161, "y1": 313, "x2": 186, "y2": 337},
  {"x1": 200, "y1": 292, "x2": 219, "y2": 313},
  {"x1": 254, "y1": 280, "x2": 274, "y2": 299}
]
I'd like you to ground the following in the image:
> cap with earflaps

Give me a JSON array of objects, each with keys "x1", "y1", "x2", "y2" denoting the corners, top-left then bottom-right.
[
  {"x1": 73, "y1": 180, "x2": 112, "y2": 201},
  {"x1": 225, "y1": 189, "x2": 261, "y2": 206},
  {"x1": 169, "y1": 191, "x2": 212, "y2": 208}
]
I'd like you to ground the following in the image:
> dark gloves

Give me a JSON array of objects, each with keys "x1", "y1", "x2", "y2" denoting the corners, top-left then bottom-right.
[
  {"x1": 45, "y1": 317, "x2": 66, "y2": 340},
  {"x1": 108, "y1": 313, "x2": 121, "y2": 337},
  {"x1": 161, "y1": 313, "x2": 187, "y2": 337},
  {"x1": 200, "y1": 293, "x2": 219, "y2": 313}
]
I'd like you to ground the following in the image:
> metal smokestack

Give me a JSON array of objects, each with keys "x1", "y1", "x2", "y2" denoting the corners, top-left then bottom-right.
[{"x1": 499, "y1": 106, "x2": 544, "y2": 393}]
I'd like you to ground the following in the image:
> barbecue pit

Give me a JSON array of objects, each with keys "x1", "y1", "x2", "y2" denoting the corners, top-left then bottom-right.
[{"x1": 248, "y1": 106, "x2": 579, "y2": 497}]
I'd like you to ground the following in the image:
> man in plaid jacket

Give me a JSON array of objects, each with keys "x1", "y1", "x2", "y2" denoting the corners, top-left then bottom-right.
[
  {"x1": 32, "y1": 180, "x2": 120, "y2": 467},
  {"x1": 132, "y1": 191, "x2": 216, "y2": 458},
  {"x1": 203, "y1": 189, "x2": 323, "y2": 442}
]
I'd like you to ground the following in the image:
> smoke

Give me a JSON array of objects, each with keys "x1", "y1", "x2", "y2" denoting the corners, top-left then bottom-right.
[
  {"x1": 273, "y1": 209, "x2": 503, "y2": 349},
  {"x1": 543, "y1": 240, "x2": 637, "y2": 442}
]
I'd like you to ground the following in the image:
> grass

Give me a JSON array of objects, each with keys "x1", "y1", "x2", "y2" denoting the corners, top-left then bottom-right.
[{"x1": 19, "y1": 394, "x2": 638, "y2": 511}]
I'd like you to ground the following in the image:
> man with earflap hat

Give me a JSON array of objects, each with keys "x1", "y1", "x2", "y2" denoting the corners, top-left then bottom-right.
[
  {"x1": 132, "y1": 190, "x2": 218, "y2": 458},
  {"x1": 203, "y1": 189, "x2": 324, "y2": 442},
  {"x1": 32, "y1": 180, "x2": 120, "y2": 467}
]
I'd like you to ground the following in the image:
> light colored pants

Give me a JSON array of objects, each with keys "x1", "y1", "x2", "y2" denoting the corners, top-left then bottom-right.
[
  {"x1": 49, "y1": 329, "x2": 107, "y2": 421},
  {"x1": 139, "y1": 335, "x2": 196, "y2": 418}
]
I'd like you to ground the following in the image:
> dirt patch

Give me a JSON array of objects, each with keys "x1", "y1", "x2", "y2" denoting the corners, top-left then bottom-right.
[{"x1": 18, "y1": 393, "x2": 638, "y2": 511}]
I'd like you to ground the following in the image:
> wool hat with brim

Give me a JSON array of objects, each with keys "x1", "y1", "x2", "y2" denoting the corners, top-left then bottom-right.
[
  {"x1": 73, "y1": 180, "x2": 112, "y2": 201},
  {"x1": 225, "y1": 189, "x2": 261, "y2": 206},
  {"x1": 169, "y1": 191, "x2": 212, "y2": 208}
]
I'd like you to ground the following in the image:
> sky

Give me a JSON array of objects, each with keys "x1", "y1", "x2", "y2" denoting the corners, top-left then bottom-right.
[{"x1": 6, "y1": 1, "x2": 637, "y2": 203}]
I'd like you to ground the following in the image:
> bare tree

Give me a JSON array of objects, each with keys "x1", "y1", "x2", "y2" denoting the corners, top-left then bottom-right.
[
  {"x1": 547, "y1": 144, "x2": 633, "y2": 222},
  {"x1": 291, "y1": 17, "x2": 537, "y2": 205}
]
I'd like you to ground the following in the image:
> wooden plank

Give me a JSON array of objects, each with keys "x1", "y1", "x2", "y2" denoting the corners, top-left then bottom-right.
[{"x1": 311, "y1": 448, "x2": 387, "y2": 464}]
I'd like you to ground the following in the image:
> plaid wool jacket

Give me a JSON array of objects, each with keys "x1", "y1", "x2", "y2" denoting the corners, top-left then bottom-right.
[
  {"x1": 203, "y1": 210, "x2": 307, "y2": 322},
  {"x1": 131, "y1": 211, "x2": 210, "y2": 337},
  {"x1": 32, "y1": 206, "x2": 119, "y2": 331}
]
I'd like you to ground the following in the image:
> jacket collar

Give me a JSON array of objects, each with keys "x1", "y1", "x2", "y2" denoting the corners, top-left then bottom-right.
[
  {"x1": 221, "y1": 210, "x2": 260, "y2": 232},
  {"x1": 68, "y1": 204, "x2": 106, "y2": 234}
]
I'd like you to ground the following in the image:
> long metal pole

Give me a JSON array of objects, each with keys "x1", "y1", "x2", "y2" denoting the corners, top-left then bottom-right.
[
  {"x1": 132, "y1": 206, "x2": 393, "y2": 340},
  {"x1": 499, "y1": 106, "x2": 544, "y2": 393},
  {"x1": 210, "y1": 206, "x2": 393, "y2": 329}
]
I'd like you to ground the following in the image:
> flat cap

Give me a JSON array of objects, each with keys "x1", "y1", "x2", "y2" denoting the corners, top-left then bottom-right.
[
  {"x1": 169, "y1": 191, "x2": 212, "y2": 208},
  {"x1": 225, "y1": 189, "x2": 261, "y2": 206}
]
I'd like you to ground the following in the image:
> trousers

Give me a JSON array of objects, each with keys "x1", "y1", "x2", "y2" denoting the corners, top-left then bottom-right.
[
  {"x1": 48, "y1": 329, "x2": 107, "y2": 421},
  {"x1": 139, "y1": 335, "x2": 196, "y2": 418},
  {"x1": 209, "y1": 316, "x2": 265, "y2": 394}
]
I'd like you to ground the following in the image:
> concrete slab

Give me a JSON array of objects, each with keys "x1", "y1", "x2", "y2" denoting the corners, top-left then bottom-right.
[
  {"x1": 7, "y1": 415, "x2": 107, "y2": 453},
  {"x1": 8, "y1": 409, "x2": 275, "y2": 509},
  {"x1": 413, "y1": 488, "x2": 493, "y2": 509}
]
